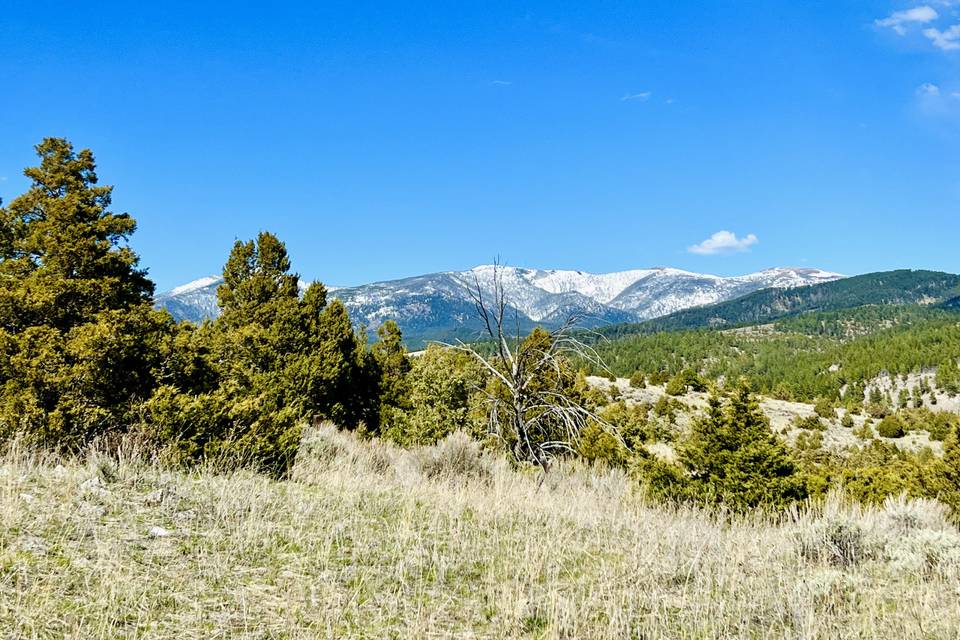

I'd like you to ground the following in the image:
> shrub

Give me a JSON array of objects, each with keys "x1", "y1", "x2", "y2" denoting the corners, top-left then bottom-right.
[
  {"x1": 853, "y1": 421, "x2": 874, "y2": 440},
  {"x1": 648, "y1": 371, "x2": 670, "y2": 386},
  {"x1": 795, "y1": 430, "x2": 824, "y2": 451},
  {"x1": 579, "y1": 401, "x2": 651, "y2": 467},
  {"x1": 629, "y1": 371, "x2": 646, "y2": 389},
  {"x1": 416, "y1": 431, "x2": 491, "y2": 481},
  {"x1": 578, "y1": 419, "x2": 629, "y2": 468},
  {"x1": 664, "y1": 374, "x2": 687, "y2": 396},
  {"x1": 841, "y1": 413, "x2": 855, "y2": 429},
  {"x1": 383, "y1": 345, "x2": 488, "y2": 446},
  {"x1": 793, "y1": 415, "x2": 826, "y2": 431},
  {"x1": 799, "y1": 515, "x2": 869, "y2": 567},
  {"x1": 898, "y1": 408, "x2": 958, "y2": 441},
  {"x1": 814, "y1": 398, "x2": 836, "y2": 420},
  {"x1": 652, "y1": 395, "x2": 679, "y2": 424},
  {"x1": 876, "y1": 415, "x2": 906, "y2": 439},
  {"x1": 665, "y1": 368, "x2": 707, "y2": 396}
]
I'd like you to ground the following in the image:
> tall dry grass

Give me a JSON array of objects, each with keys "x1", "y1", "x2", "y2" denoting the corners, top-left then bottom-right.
[{"x1": 2, "y1": 424, "x2": 960, "y2": 638}]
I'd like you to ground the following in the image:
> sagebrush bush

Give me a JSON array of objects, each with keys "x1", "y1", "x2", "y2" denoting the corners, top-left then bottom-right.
[{"x1": 415, "y1": 431, "x2": 492, "y2": 482}]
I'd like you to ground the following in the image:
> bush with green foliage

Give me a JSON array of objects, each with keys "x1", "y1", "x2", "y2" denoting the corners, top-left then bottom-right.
[
  {"x1": 814, "y1": 398, "x2": 836, "y2": 420},
  {"x1": 938, "y1": 358, "x2": 960, "y2": 395},
  {"x1": 792, "y1": 415, "x2": 826, "y2": 431},
  {"x1": 876, "y1": 414, "x2": 906, "y2": 439},
  {"x1": 578, "y1": 400, "x2": 654, "y2": 467},
  {"x1": 628, "y1": 371, "x2": 646, "y2": 388},
  {"x1": 382, "y1": 344, "x2": 488, "y2": 446},
  {"x1": 664, "y1": 368, "x2": 706, "y2": 396},
  {"x1": 642, "y1": 384, "x2": 807, "y2": 511},
  {"x1": 370, "y1": 320, "x2": 412, "y2": 435}
]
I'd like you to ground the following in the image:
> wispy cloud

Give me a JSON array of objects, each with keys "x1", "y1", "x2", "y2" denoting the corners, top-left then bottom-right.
[
  {"x1": 490, "y1": 80, "x2": 513, "y2": 86},
  {"x1": 687, "y1": 230, "x2": 759, "y2": 256},
  {"x1": 875, "y1": 5, "x2": 939, "y2": 35},
  {"x1": 620, "y1": 91, "x2": 651, "y2": 102},
  {"x1": 923, "y1": 24, "x2": 960, "y2": 49},
  {"x1": 914, "y1": 82, "x2": 960, "y2": 117}
]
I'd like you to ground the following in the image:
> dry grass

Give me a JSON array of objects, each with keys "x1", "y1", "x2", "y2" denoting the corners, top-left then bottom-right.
[{"x1": 3, "y1": 426, "x2": 960, "y2": 638}]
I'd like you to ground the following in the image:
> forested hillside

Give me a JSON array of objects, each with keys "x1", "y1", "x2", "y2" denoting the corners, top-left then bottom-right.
[
  {"x1": 598, "y1": 270, "x2": 960, "y2": 338},
  {"x1": 591, "y1": 304, "x2": 960, "y2": 403}
]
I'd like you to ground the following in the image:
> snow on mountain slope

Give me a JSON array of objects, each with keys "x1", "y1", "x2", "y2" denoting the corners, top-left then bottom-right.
[{"x1": 155, "y1": 265, "x2": 843, "y2": 342}]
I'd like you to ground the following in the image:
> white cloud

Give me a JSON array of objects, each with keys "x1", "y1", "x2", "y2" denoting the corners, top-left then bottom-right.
[
  {"x1": 917, "y1": 82, "x2": 942, "y2": 96},
  {"x1": 620, "y1": 91, "x2": 651, "y2": 102},
  {"x1": 490, "y1": 80, "x2": 513, "y2": 86},
  {"x1": 876, "y1": 6, "x2": 939, "y2": 35},
  {"x1": 687, "y1": 230, "x2": 759, "y2": 256},
  {"x1": 923, "y1": 24, "x2": 960, "y2": 49}
]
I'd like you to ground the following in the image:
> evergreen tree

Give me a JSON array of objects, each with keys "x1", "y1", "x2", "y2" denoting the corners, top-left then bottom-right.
[
  {"x1": 371, "y1": 320, "x2": 412, "y2": 433},
  {"x1": 0, "y1": 139, "x2": 153, "y2": 330},
  {"x1": 937, "y1": 426, "x2": 960, "y2": 518},
  {"x1": 0, "y1": 139, "x2": 168, "y2": 447},
  {"x1": 674, "y1": 383, "x2": 807, "y2": 510},
  {"x1": 143, "y1": 233, "x2": 377, "y2": 474}
]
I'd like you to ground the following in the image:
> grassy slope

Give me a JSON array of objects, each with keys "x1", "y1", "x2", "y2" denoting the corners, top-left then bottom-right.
[{"x1": 3, "y1": 428, "x2": 960, "y2": 638}]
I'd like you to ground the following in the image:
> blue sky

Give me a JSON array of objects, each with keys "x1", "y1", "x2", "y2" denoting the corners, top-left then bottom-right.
[{"x1": 1, "y1": 1, "x2": 958, "y2": 290}]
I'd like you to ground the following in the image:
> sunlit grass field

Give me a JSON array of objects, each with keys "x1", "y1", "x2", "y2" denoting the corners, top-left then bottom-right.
[{"x1": 3, "y1": 426, "x2": 960, "y2": 639}]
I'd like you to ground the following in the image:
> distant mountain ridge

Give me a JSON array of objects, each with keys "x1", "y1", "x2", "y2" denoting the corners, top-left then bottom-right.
[
  {"x1": 597, "y1": 269, "x2": 960, "y2": 338},
  {"x1": 156, "y1": 265, "x2": 842, "y2": 345}
]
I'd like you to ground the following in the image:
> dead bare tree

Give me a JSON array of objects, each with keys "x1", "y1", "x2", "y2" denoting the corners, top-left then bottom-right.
[{"x1": 444, "y1": 262, "x2": 620, "y2": 469}]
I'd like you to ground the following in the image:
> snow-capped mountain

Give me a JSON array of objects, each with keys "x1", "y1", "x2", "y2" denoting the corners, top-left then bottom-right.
[{"x1": 155, "y1": 265, "x2": 842, "y2": 344}]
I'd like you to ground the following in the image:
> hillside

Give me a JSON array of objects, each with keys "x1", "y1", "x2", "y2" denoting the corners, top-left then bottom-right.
[
  {"x1": 156, "y1": 266, "x2": 841, "y2": 346},
  {"x1": 4, "y1": 427, "x2": 960, "y2": 638},
  {"x1": 598, "y1": 270, "x2": 960, "y2": 338},
  {"x1": 589, "y1": 304, "x2": 960, "y2": 402}
]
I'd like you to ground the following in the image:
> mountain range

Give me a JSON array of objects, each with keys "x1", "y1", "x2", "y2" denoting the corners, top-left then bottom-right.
[{"x1": 155, "y1": 265, "x2": 842, "y2": 346}]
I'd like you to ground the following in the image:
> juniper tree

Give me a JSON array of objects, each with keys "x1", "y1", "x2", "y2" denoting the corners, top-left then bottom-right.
[
  {"x1": 0, "y1": 139, "x2": 168, "y2": 447},
  {"x1": 143, "y1": 232, "x2": 378, "y2": 474},
  {"x1": 675, "y1": 383, "x2": 807, "y2": 511}
]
